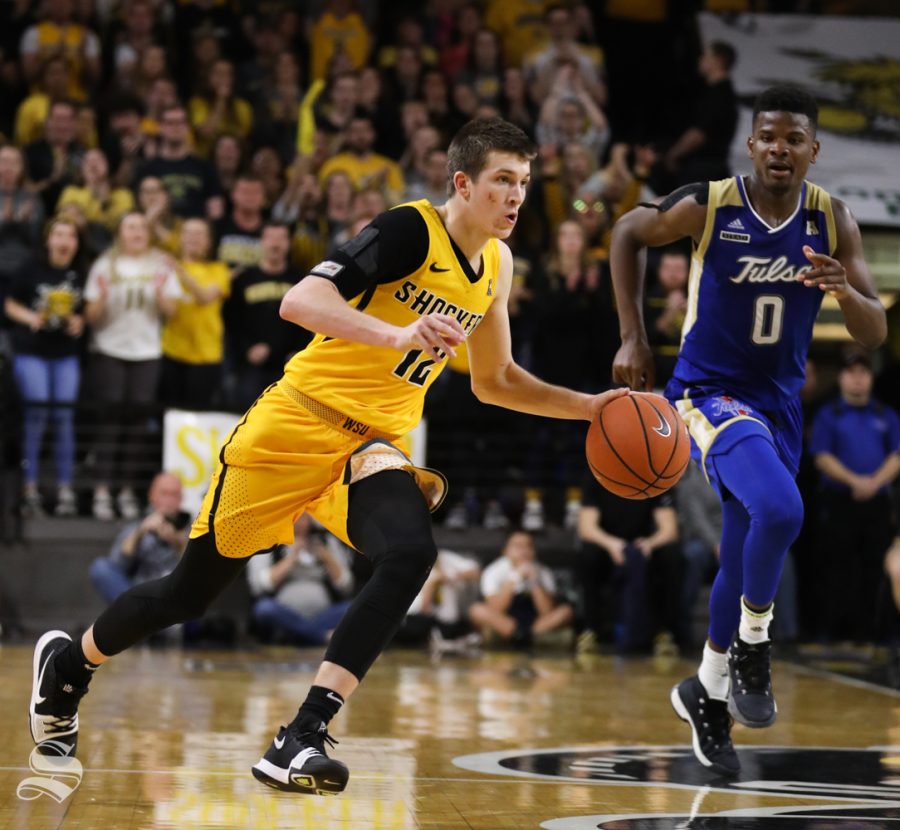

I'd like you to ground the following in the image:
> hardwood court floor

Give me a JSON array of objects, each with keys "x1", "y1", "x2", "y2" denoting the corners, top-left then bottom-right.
[{"x1": 2, "y1": 644, "x2": 899, "y2": 829}]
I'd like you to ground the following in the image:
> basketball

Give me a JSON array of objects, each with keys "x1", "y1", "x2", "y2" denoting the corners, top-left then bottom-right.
[{"x1": 586, "y1": 392, "x2": 691, "y2": 499}]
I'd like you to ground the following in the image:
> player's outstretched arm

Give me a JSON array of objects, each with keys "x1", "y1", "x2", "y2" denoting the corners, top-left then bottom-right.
[
  {"x1": 280, "y1": 275, "x2": 466, "y2": 356},
  {"x1": 798, "y1": 199, "x2": 886, "y2": 349},
  {"x1": 468, "y1": 244, "x2": 628, "y2": 420},
  {"x1": 610, "y1": 184, "x2": 707, "y2": 390}
]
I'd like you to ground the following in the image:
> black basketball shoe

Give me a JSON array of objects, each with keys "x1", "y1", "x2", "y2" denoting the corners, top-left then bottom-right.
[
  {"x1": 30, "y1": 631, "x2": 88, "y2": 755},
  {"x1": 252, "y1": 718, "x2": 349, "y2": 795},
  {"x1": 670, "y1": 675, "x2": 740, "y2": 776},
  {"x1": 727, "y1": 635, "x2": 777, "y2": 728}
]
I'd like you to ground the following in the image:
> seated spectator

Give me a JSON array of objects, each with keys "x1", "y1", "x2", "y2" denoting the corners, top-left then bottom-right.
[
  {"x1": 101, "y1": 94, "x2": 153, "y2": 189},
  {"x1": 112, "y1": 0, "x2": 161, "y2": 87},
  {"x1": 189, "y1": 59, "x2": 254, "y2": 159},
  {"x1": 88, "y1": 471, "x2": 189, "y2": 604},
  {"x1": 398, "y1": 549, "x2": 482, "y2": 648},
  {"x1": 3, "y1": 218, "x2": 85, "y2": 518},
  {"x1": 134, "y1": 103, "x2": 224, "y2": 220},
  {"x1": 317, "y1": 111, "x2": 405, "y2": 205},
  {"x1": 0, "y1": 146, "x2": 45, "y2": 306},
  {"x1": 455, "y1": 28, "x2": 504, "y2": 108},
  {"x1": 499, "y1": 67, "x2": 537, "y2": 135},
  {"x1": 404, "y1": 147, "x2": 449, "y2": 205},
  {"x1": 469, "y1": 530, "x2": 575, "y2": 649},
  {"x1": 57, "y1": 148, "x2": 135, "y2": 234},
  {"x1": 810, "y1": 350, "x2": 900, "y2": 643},
  {"x1": 161, "y1": 217, "x2": 230, "y2": 409},
  {"x1": 211, "y1": 133, "x2": 245, "y2": 205},
  {"x1": 399, "y1": 124, "x2": 441, "y2": 191},
  {"x1": 577, "y1": 473, "x2": 683, "y2": 655},
  {"x1": 247, "y1": 514, "x2": 354, "y2": 645},
  {"x1": 250, "y1": 146, "x2": 286, "y2": 209},
  {"x1": 14, "y1": 56, "x2": 70, "y2": 147},
  {"x1": 265, "y1": 51, "x2": 303, "y2": 163},
  {"x1": 25, "y1": 99, "x2": 86, "y2": 216},
  {"x1": 644, "y1": 249, "x2": 689, "y2": 388},
  {"x1": 674, "y1": 461, "x2": 721, "y2": 648}
]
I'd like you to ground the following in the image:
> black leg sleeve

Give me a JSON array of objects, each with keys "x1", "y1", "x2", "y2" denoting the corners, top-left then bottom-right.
[
  {"x1": 92, "y1": 533, "x2": 247, "y2": 656},
  {"x1": 324, "y1": 470, "x2": 437, "y2": 680}
]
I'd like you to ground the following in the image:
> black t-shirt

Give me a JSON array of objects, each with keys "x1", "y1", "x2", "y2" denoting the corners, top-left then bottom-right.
[
  {"x1": 214, "y1": 214, "x2": 264, "y2": 269},
  {"x1": 694, "y1": 79, "x2": 738, "y2": 164},
  {"x1": 134, "y1": 154, "x2": 222, "y2": 218},
  {"x1": 8, "y1": 258, "x2": 86, "y2": 358},
  {"x1": 227, "y1": 264, "x2": 310, "y2": 367},
  {"x1": 581, "y1": 471, "x2": 674, "y2": 542}
]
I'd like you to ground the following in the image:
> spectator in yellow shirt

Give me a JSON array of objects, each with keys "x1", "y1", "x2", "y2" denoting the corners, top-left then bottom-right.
[
  {"x1": 309, "y1": 0, "x2": 371, "y2": 82},
  {"x1": 317, "y1": 112, "x2": 404, "y2": 205},
  {"x1": 14, "y1": 57, "x2": 69, "y2": 147},
  {"x1": 57, "y1": 149, "x2": 134, "y2": 233},
  {"x1": 189, "y1": 59, "x2": 254, "y2": 159},
  {"x1": 161, "y1": 217, "x2": 231, "y2": 409}
]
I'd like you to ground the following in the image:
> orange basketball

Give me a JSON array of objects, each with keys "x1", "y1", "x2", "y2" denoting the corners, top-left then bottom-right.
[{"x1": 586, "y1": 392, "x2": 691, "y2": 499}]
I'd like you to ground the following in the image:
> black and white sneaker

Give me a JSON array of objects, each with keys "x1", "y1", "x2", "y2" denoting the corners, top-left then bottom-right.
[
  {"x1": 30, "y1": 631, "x2": 88, "y2": 755},
  {"x1": 728, "y1": 636, "x2": 777, "y2": 728},
  {"x1": 670, "y1": 676, "x2": 740, "y2": 776},
  {"x1": 252, "y1": 718, "x2": 349, "y2": 795}
]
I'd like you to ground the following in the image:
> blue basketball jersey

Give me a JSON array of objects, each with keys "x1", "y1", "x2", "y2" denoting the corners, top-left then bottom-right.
[{"x1": 666, "y1": 177, "x2": 836, "y2": 413}]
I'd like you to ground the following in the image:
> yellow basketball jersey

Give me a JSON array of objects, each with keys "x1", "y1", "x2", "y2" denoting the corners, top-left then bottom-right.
[{"x1": 283, "y1": 200, "x2": 500, "y2": 436}]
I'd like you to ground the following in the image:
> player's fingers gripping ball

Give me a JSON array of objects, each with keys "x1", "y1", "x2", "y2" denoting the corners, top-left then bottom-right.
[{"x1": 586, "y1": 392, "x2": 691, "y2": 499}]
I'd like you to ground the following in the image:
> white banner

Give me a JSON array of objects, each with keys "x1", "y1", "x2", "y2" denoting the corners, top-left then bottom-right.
[
  {"x1": 699, "y1": 13, "x2": 900, "y2": 227},
  {"x1": 163, "y1": 408, "x2": 430, "y2": 515},
  {"x1": 163, "y1": 409, "x2": 239, "y2": 515}
]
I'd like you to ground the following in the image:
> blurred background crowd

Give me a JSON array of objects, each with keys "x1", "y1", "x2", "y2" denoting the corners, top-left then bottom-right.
[{"x1": 0, "y1": 0, "x2": 898, "y2": 659}]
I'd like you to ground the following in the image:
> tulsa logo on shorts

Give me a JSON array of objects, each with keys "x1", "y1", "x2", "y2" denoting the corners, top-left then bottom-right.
[{"x1": 711, "y1": 396, "x2": 753, "y2": 418}]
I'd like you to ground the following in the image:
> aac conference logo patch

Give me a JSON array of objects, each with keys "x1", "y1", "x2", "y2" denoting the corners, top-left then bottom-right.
[{"x1": 454, "y1": 745, "x2": 900, "y2": 828}]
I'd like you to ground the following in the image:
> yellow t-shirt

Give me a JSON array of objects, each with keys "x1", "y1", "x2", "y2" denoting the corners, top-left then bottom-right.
[
  {"x1": 309, "y1": 11, "x2": 370, "y2": 81},
  {"x1": 161, "y1": 260, "x2": 231, "y2": 364},
  {"x1": 56, "y1": 186, "x2": 135, "y2": 231},
  {"x1": 283, "y1": 200, "x2": 500, "y2": 436},
  {"x1": 24, "y1": 22, "x2": 95, "y2": 101},
  {"x1": 14, "y1": 93, "x2": 49, "y2": 146},
  {"x1": 484, "y1": 0, "x2": 549, "y2": 68},
  {"x1": 188, "y1": 96, "x2": 254, "y2": 158},
  {"x1": 318, "y1": 152, "x2": 405, "y2": 199}
]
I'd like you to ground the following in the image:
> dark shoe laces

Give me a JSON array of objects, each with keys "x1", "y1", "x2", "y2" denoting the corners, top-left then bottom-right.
[
  {"x1": 696, "y1": 697, "x2": 734, "y2": 754},
  {"x1": 732, "y1": 639, "x2": 772, "y2": 693},
  {"x1": 290, "y1": 721, "x2": 339, "y2": 754}
]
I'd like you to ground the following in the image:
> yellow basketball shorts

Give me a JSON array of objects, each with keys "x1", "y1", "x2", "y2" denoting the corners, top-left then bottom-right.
[{"x1": 190, "y1": 381, "x2": 446, "y2": 558}]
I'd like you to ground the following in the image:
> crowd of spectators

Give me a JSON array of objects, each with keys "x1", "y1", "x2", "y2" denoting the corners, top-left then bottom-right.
[{"x1": 0, "y1": 2, "x2": 898, "y2": 652}]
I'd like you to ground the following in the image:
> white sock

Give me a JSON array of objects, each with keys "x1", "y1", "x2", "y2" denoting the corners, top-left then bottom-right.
[
  {"x1": 738, "y1": 597, "x2": 773, "y2": 644},
  {"x1": 697, "y1": 643, "x2": 729, "y2": 701}
]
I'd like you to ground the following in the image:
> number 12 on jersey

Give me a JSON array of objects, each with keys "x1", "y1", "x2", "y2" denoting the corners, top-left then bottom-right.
[{"x1": 393, "y1": 349, "x2": 437, "y2": 386}]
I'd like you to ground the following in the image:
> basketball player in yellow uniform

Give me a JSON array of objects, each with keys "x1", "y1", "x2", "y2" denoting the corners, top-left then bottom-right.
[{"x1": 29, "y1": 118, "x2": 627, "y2": 795}]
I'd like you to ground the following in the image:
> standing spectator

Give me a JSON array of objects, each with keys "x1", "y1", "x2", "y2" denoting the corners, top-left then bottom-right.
[
  {"x1": 577, "y1": 472, "x2": 683, "y2": 655},
  {"x1": 57, "y1": 148, "x2": 135, "y2": 235},
  {"x1": 456, "y1": 28, "x2": 504, "y2": 108},
  {"x1": 484, "y1": 0, "x2": 550, "y2": 71},
  {"x1": 317, "y1": 112, "x2": 404, "y2": 204},
  {"x1": 250, "y1": 147, "x2": 285, "y2": 210},
  {"x1": 19, "y1": 0, "x2": 101, "y2": 102},
  {"x1": 134, "y1": 103, "x2": 224, "y2": 220},
  {"x1": 470, "y1": 530, "x2": 574, "y2": 649},
  {"x1": 809, "y1": 350, "x2": 900, "y2": 642},
  {"x1": 644, "y1": 250, "x2": 689, "y2": 389},
  {"x1": 101, "y1": 95, "x2": 152, "y2": 189},
  {"x1": 284, "y1": 170, "x2": 351, "y2": 273},
  {"x1": 88, "y1": 471, "x2": 189, "y2": 604},
  {"x1": 500, "y1": 67, "x2": 537, "y2": 135},
  {"x1": 309, "y1": 0, "x2": 371, "y2": 82},
  {"x1": 0, "y1": 146, "x2": 46, "y2": 310},
  {"x1": 265, "y1": 51, "x2": 303, "y2": 164},
  {"x1": 661, "y1": 41, "x2": 738, "y2": 189},
  {"x1": 25, "y1": 99, "x2": 86, "y2": 216},
  {"x1": 14, "y1": 56, "x2": 69, "y2": 147},
  {"x1": 438, "y1": 2, "x2": 482, "y2": 80},
  {"x1": 247, "y1": 514, "x2": 354, "y2": 646},
  {"x1": 111, "y1": 0, "x2": 161, "y2": 86},
  {"x1": 161, "y1": 217, "x2": 230, "y2": 409},
  {"x1": 225, "y1": 222, "x2": 309, "y2": 410},
  {"x1": 83, "y1": 211, "x2": 181, "y2": 521},
  {"x1": 214, "y1": 174, "x2": 266, "y2": 270},
  {"x1": 189, "y1": 59, "x2": 254, "y2": 159},
  {"x1": 211, "y1": 133, "x2": 244, "y2": 204},
  {"x1": 399, "y1": 124, "x2": 441, "y2": 192},
  {"x1": 536, "y1": 64, "x2": 608, "y2": 161},
  {"x1": 405, "y1": 148, "x2": 449, "y2": 205},
  {"x1": 3, "y1": 218, "x2": 85, "y2": 518},
  {"x1": 137, "y1": 176, "x2": 181, "y2": 255}
]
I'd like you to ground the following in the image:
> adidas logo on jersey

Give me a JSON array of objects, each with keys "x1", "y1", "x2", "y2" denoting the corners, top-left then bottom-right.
[{"x1": 726, "y1": 218, "x2": 746, "y2": 230}]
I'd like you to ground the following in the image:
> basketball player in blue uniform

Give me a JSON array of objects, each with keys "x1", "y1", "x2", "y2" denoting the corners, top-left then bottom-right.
[{"x1": 611, "y1": 85, "x2": 886, "y2": 774}]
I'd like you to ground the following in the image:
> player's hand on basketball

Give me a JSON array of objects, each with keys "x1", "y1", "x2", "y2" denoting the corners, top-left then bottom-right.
[
  {"x1": 801, "y1": 245, "x2": 849, "y2": 299},
  {"x1": 585, "y1": 386, "x2": 631, "y2": 421},
  {"x1": 612, "y1": 339, "x2": 655, "y2": 391},
  {"x1": 395, "y1": 313, "x2": 466, "y2": 359}
]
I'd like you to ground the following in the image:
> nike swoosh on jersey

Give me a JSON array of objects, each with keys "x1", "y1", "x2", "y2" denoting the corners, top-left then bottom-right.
[{"x1": 429, "y1": 263, "x2": 451, "y2": 272}]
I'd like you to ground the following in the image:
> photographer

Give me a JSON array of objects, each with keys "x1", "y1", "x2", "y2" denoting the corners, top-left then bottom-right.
[
  {"x1": 247, "y1": 514, "x2": 354, "y2": 646},
  {"x1": 88, "y1": 472, "x2": 189, "y2": 603}
]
